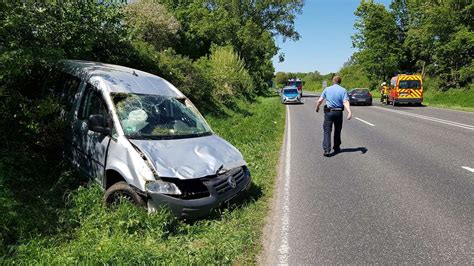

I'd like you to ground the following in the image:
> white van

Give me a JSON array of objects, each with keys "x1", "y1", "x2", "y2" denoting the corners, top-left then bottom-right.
[{"x1": 50, "y1": 60, "x2": 251, "y2": 218}]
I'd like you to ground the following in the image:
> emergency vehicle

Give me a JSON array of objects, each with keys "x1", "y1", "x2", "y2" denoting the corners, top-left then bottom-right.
[
  {"x1": 286, "y1": 78, "x2": 303, "y2": 96},
  {"x1": 385, "y1": 74, "x2": 423, "y2": 106}
]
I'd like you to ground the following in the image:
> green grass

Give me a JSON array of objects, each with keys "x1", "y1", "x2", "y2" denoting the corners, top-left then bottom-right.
[
  {"x1": 423, "y1": 89, "x2": 474, "y2": 111},
  {"x1": 369, "y1": 89, "x2": 474, "y2": 112},
  {"x1": 2, "y1": 97, "x2": 286, "y2": 264}
]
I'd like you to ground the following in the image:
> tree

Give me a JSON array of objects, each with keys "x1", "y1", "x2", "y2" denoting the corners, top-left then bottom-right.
[
  {"x1": 123, "y1": 0, "x2": 180, "y2": 51},
  {"x1": 352, "y1": 0, "x2": 402, "y2": 82},
  {"x1": 0, "y1": 2, "x2": 131, "y2": 96},
  {"x1": 404, "y1": 0, "x2": 473, "y2": 88},
  {"x1": 275, "y1": 71, "x2": 289, "y2": 86},
  {"x1": 158, "y1": 0, "x2": 303, "y2": 94}
]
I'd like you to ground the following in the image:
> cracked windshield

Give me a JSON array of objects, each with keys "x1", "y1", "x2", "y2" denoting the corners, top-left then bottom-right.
[{"x1": 112, "y1": 93, "x2": 211, "y2": 139}]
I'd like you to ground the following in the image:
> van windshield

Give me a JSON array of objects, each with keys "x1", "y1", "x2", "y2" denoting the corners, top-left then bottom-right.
[
  {"x1": 112, "y1": 93, "x2": 212, "y2": 140},
  {"x1": 284, "y1": 89, "x2": 298, "y2": 94}
]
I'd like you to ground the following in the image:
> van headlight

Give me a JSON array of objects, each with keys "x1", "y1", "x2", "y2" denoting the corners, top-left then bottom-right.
[{"x1": 146, "y1": 180, "x2": 182, "y2": 195}]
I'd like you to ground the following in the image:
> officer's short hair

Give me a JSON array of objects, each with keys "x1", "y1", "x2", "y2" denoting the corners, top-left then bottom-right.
[{"x1": 333, "y1": 75, "x2": 342, "y2": 84}]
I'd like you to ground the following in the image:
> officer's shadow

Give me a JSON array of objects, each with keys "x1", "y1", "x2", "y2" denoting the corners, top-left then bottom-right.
[{"x1": 328, "y1": 147, "x2": 367, "y2": 157}]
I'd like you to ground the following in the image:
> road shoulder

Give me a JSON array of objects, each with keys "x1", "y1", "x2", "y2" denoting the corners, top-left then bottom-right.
[{"x1": 258, "y1": 106, "x2": 289, "y2": 265}]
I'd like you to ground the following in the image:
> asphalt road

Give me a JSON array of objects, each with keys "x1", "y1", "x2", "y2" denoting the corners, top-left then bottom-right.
[{"x1": 263, "y1": 94, "x2": 473, "y2": 264}]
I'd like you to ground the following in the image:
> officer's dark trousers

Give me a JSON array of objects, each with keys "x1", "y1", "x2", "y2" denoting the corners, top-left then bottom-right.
[{"x1": 323, "y1": 110, "x2": 343, "y2": 152}]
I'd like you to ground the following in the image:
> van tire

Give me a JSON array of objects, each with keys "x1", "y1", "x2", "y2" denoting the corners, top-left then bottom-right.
[{"x1": 103, "y1": 181, "x2": 145, "y2": 207}]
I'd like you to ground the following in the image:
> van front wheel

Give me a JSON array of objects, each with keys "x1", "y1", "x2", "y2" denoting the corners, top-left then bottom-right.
[{"x1": 104, "y1": 181, "x2": 145, "y2": 207}]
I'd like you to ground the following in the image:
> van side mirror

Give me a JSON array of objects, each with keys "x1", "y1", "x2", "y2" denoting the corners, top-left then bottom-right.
[{"x1": 87, "y1": 114, "x2": 111, "y2": 135}]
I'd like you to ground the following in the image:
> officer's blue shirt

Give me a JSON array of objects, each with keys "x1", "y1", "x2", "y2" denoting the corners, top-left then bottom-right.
[{"x1": 320, "y1": 84, "x2": 349, "y2": 108}]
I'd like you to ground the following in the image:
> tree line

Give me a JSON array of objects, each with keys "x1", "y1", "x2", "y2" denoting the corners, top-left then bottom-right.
[
  {"x1": 275, "y1": 0, "x2": 472, "y2": 92},
  {"x1": 352, "y1": 0, "x2": 472, "y2": 90}
]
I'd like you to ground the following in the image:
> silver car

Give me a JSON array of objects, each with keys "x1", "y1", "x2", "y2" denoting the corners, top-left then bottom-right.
[
  {"x1": 280, "y1": 86, "x2": 302, "y2": 104},
  {"x1": 52, "y1": 60, "x2": 251, "y2": 218}
]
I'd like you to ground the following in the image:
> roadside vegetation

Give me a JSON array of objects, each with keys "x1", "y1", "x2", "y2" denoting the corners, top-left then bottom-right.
[
  {"x1": 2, "y1": 97, "x2": 285, "y2": 264},
  {"x1": 423, "y1": 89, "x2": 474, "y2": 111},
  {"x1": 0, "y1": 1, "x2": 298, "y2": 262}
]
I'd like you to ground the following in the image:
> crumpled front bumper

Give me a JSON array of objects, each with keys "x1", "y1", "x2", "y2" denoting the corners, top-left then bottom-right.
[{"x1": 147, "y1": 167, "x2": 251, "y2": 219}]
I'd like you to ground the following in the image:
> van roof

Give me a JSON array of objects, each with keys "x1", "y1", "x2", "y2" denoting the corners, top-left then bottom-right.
[{"x1": 58, "y1": 60, "x2": 185, "y2": 98}]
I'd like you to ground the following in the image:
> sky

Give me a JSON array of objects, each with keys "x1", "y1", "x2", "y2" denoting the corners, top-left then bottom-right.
[{"x1": 272, "y1": 0, "x2": 391, "y2": 75}]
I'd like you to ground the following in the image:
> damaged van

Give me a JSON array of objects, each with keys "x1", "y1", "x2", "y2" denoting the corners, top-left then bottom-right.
[{"x1": 51, "y1": 60, "x2": 251, "y2": 218}]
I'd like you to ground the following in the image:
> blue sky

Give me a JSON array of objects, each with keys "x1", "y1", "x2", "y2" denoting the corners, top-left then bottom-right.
[{"x1": 272, "y1": 0, "x2": 391, "y2": 74}]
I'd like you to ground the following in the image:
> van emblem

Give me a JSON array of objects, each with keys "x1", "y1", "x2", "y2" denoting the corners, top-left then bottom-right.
[{"x1": 228, "y1": 176, "x2": 237, "y2": 189}]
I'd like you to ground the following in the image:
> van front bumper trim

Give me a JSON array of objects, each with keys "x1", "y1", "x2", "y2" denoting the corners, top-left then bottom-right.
[{"x1": 147, "y1": 167, "x2": 251, "y2": 219}]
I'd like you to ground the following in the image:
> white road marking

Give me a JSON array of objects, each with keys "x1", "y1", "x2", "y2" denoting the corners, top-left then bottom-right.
[
  {"x1": 461, "y1": 166, "x2": 474, "y2": 173},
  {"x1": 373, "y1": 106, "x2": 474, "y2": 131},
  {"x1": 278, "y1": 105, "x2": 291, "y2": 265},
  {"x1": 355, "y1": 117, "x2": 375, "y2": 127}
]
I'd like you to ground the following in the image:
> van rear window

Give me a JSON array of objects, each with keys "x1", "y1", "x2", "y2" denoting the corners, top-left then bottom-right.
[{"x1": 399, "y1": 80, "x2": 421, "y2": 89}]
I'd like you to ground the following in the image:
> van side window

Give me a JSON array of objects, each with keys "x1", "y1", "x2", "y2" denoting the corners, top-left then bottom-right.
[
  {"x1": 79, "y1": 84, "x2": 109, "y2": 125},
  {"x1": 52, "y1": 72, "x2": 81, "y2": 111}
]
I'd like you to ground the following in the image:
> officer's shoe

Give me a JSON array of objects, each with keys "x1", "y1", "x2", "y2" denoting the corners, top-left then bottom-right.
[
  {"x1": 323, "y1": 150, "x2": 331, "y2": 157},
  {"x1": 333, "y1": 147, "x2": 341, "y2": 154}
]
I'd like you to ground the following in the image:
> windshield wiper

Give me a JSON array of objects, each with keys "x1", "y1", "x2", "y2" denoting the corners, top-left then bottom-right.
[
  {"x1": 126, "y1": 131, "x2": 212, "y2": 140},
  {"x1": 126, "y1": 133, "x2": 155, "y2": 140}
]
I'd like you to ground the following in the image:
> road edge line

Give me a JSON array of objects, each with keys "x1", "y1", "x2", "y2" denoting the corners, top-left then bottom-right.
[
  {"x1": 278, "y1": 105, "x2": 291, "y2": 264},
  {"x1": 259, "y1": 105, "x2": 291, "y2": 266},
  {"x1": 461, "y1": 166, "x2": 474, "y2": 173},
  {"x1": 355, "y1": 117, "x2": 375, "y2": 127}
]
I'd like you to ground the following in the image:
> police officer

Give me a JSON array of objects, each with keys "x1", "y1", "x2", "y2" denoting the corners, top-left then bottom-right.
[{"x1": 315, "y1": 75, "x2": 352, "y2": 156}]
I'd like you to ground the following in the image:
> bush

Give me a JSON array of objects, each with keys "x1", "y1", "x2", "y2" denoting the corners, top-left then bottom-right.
[
  {"x1": 0, "y1": 179, "x2": 17, "y2": 251},
  {"x1": 124, "y1": 0, "x2": 180, "y2": 51},
  {"x1": 196, "y1": 46, "x2": 254, "y2": 103},
  {"x1": 0, "y1": 2, "x2": 132, "y2": 97}
]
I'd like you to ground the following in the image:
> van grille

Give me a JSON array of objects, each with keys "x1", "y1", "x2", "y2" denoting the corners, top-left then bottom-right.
[
  {"x1": 162, "y1": 178, "x2": 210, "y2": 199},
  {"x1": 211, "y1": 167, "x2": 246, "y2": 195},
  {"x1": 162, "y1": 166, "x2": 248, "y2": 199}
]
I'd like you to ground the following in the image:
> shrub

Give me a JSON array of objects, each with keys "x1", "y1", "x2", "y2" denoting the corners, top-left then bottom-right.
[
  {"x1": 124, "y1": 0, "x2": 180, "y2": 51},
  {"x1": 196, "y1": 46, "x2": 254, "y2": 103}
]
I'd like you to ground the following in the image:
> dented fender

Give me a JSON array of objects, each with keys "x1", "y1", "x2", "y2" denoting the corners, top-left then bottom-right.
[{"x1": 105, "y1": 135, "x2": 155, "y2": 192}]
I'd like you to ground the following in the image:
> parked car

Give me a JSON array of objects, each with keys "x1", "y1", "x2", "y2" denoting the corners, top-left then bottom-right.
[
  {"x1": 280, "y1": 86, "x2": 302, "y2": 104},
  {"x1": 348, "y1": 88, "x2": 372, "y2": 105},
  {"x1": 50, "y1": 60, "x2": 251, "y2": 218}
]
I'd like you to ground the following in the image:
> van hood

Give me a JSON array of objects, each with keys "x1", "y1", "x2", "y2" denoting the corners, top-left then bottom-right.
[{"x1": 129, "y1": 135, "x2": 246, "y2": 180}]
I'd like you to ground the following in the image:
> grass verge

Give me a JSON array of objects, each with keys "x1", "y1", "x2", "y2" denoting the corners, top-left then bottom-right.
[
  {"x1": 2, "y1": 97, "x2": 285, "y2": 264},
  {"x1": 370, "y1": 89, "x2": 474, "y2": 112},
  {"x1": 422, "y1": 89, "x2": 474, "y2": 112}
]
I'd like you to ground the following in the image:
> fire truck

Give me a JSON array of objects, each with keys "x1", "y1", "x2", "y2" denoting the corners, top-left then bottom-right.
[
  {"x1": 286, "y1": 78, "x2": 303, "y2": 96},
  {"x1": 384, "y1": 74, "x2": 423, "y2": 106}
]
